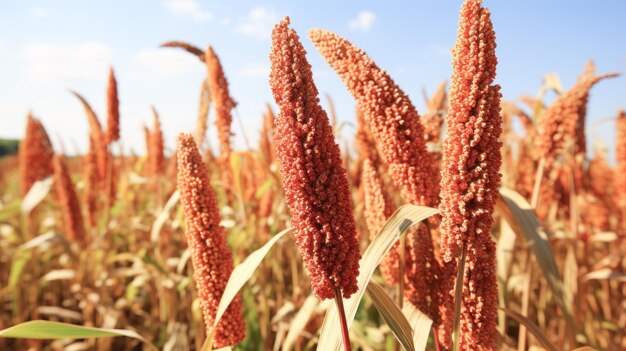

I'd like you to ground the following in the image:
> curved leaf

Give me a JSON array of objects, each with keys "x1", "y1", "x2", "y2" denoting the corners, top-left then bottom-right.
[
  {"x1": 203, "y1": 227, "x2": 292, "y2": 350},
  {"x1": 317, "y1": 204, "x2": 439, "y2": 351},
  {"x1": 497, "y1": 188, "x2": 574, "y2": 328},
  {"x1": 0, "y1": 320, "x2": 157, "y2": 351},
  {"x1": 21, "y1": 177, "x2": 53, "y2": 214}
]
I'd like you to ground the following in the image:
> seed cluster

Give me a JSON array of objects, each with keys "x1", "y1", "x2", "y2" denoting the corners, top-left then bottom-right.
[
  {"x1": 176, "y1": 134, "x2": 246, "y2": 347},
  {"x1": 206, "y1": 46, "x2": 236, "y2": 167},
  {"x1": 362, "y1": 159, "x2": 398, "y2": 284},
  {"x1": 53, "y1": 155, "x2": 86, "y2": 243},
  {"x1": 309, "y1": 28, "x2": 439, "y2": 208},
  {"x1": 615, "y1": 110, "x2": 626, "y2": 210},
  {"x1": 19, "y1": 114, "x2": 54, "y2": 195},
  {"x1": 269, "y1": 17, "x2": 361, "y2": 300},
  {"x1": 106, "y1": 67, "x2": 120, "y2": 144},
  {"x1": 439, "y1": 0, "x2": 502, "y2": 348}
]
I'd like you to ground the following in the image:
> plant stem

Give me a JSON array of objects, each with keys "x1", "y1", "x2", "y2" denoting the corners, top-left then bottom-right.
[
  {"x1": 333, "y1": 286, "x2": 352, "y2": 351},
  {"x1": 452, "y1": 244, "x2": 467, "y2": 351},
  {"x1": 530, "y1": 157, "x2": 545, "y2": 209},
  {"x1": 433, "y1": 327, "x2": 442, "y2": 351}
]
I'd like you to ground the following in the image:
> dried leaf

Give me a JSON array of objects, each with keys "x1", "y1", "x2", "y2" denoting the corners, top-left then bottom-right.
[
  {"x1": 500, "y1": 307, "x2": 558, "y2": 351},
  {"x1": 282, "y1": 295, "x2": 319, "y2": 351},
  {"x1": 497, "y1": 188, "x2": 574, "y2": 329},
  {"x1": 21, "y1": 177, "x2": 53, "y2": 214},
  {"x1": 151, "y1": 190, "x2": 180, "y2": 243}
]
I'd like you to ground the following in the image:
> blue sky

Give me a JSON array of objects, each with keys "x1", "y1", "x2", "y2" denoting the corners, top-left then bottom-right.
[{"x1": 0, "y1": 0, "x2": 625, "y2": 160}]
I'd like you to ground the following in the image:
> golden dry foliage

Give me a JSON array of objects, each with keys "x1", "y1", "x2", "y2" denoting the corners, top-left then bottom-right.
[{"x1": 3, "y1": 4, "x2": 626, "y2": 351}]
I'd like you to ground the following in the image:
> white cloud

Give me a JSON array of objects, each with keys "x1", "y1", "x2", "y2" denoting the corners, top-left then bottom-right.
[
  {"x1": 162, "y1": 0, "x2": 213, "y2": 22},
  {"x1": 30, "y1": 7, "x2": 50, "y2": 19},
  {"x1": 135, "y1": 48, "x2": 202, "y2": 77},
  {"x1": 349, "y1": 11, "x2": 376, "y2": 32},
  {"x1": 239, "y1": 63, "x2": 269, "y2": 78},
  {"x1": 20, "y1": 42, "x2": 112, "y2": 82},
  {"x1": 0, "y1": 102, "x2": 29, "y2": 139},
  {"x1": 236, "y1": 6, "x2": 278, "y2": 40}
]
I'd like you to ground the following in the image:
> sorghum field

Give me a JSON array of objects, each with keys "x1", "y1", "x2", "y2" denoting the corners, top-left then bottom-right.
[{"x1": 1, "y1": 1, "x2": 625, "y2": 350}]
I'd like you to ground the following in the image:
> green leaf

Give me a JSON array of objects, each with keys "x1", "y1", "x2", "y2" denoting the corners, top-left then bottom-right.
[
  {"x1": 282, "y1": 295, "x2": 319, "y2": 351},
  {"x1": 366, "y1": 281, "x2": 419, "y2": 351},
  {"x1": 317, "y1": 204, "x2": 439, "y2": 351},
  {"x1": 9, "y1": 250, "x2": 31, "y2": 291},
  {"x1": 0, "y1": 320, "x2": 157, "y2": 350},
  {"x1": 0, "y1": 199, "x2": 21, "y2": 221}
]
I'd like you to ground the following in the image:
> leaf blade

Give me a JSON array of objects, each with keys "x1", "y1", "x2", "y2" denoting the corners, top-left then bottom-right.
[{"x1": 317, "y1": 204, "x2": 439, "y2": 351}]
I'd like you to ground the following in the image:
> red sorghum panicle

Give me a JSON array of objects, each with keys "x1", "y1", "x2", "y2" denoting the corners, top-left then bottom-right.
[
  {"x1": 206, "y1": 46, "x2": 236, "y2": 166},
  {"x1": 19, "y1": 113, "x2": 54, "y2": 195},
  {"x1": 362, "y1": 159, "x2": 399, "y2": 283},
  {"x1": 150, "y1": 107, "x2": 165, "y2": 177},
  {"x1": 615, "y1": 110, "x2": 626, "y2": 212},
  {"x1": 176, "y1": 134, "x2": 245, "y2": 348},
  {"x1": 269, "y1": 17, "x2": 360, "y2": 299},
  {"x1": 53, "y1": 155, "x2": 86, "y2": 243},
  {"x1": 535, "y1": 63, "x2": 618, "y2": 168},
  {"x1": 83, "y1": 137, "x2": 98, "y2": 229},
  {"x1": 440, "y1": 0, "x2": 502, "y2": 262},
  {"x1": 309, "y1": 28, "x2": 439, "y2": 207},
  {"x1": 588, "y1": 142, "x2": 613, "y2": 207},
  {"x1": 259, "y1": 103, "x2": 276, "y2": 164},
  {"x1": 196, "y1": 77, "x2": 212, "y2": 145},
  {"x1": 106, "y1": 66, "x2": 120, "y2": 144},
  {"x1": 310, "y1": 25, "x2": 443, "y2": 326},
  {"x1": 355, "y1": 108, "x2": 380, "y2": 171},
  {"x1": 439, "y1": 0, "x2": 502, "y2": 349},
  {"x1": 143, "y1": 124, "x2": 152, "y2": 176},
  {"x1": 71, "y1": 92, "x2": 112, "y2": 200},
  {"x1": 161, "y1": 41, "x2": 206, "y2": 62},
  {"x1": 405, "y1": 225, "x2": 441, "y2": 324},
  {"x1": 423, "y1": 81, "x2": 448, "y2": 145},
  {"x1": 459, "y1": 238, "x2": 498, "y2": 350}
]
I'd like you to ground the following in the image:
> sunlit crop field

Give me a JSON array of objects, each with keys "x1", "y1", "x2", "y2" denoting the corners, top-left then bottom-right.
[{"x1": 1, "y1": 1, "x2": 625, "y2": 350}]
